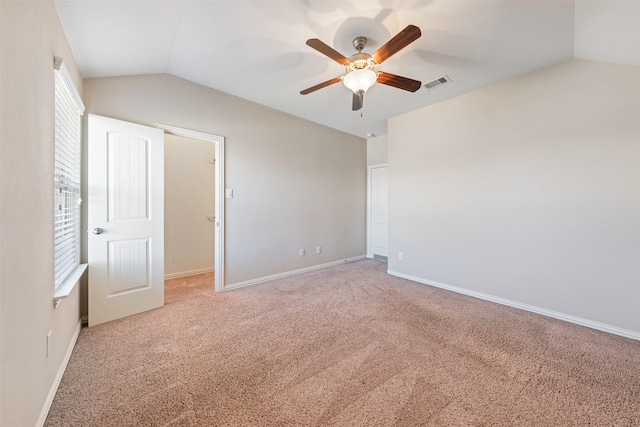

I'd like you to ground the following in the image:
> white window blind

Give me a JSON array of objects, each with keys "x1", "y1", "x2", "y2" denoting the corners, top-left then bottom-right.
[{"x1": 54, "y1": 57, "x2": 84, "y2": 288}]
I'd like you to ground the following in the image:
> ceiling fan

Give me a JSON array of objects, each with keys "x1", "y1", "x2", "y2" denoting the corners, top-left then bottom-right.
[{"x1": 300, "y1": 25, "x2": 422, "y2": 111}]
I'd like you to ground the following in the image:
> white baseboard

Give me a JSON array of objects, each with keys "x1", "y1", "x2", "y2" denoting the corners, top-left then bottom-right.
[
  {"x1": 37, "y1": 319, "x2": 82, "y2": 427},
  {"x1": 387, "y1": 270, "x2": 640, "y2": 341},
  {"x1": 225, "y1": 255, "x2": 366, "y2": 291},
  {"x1": 165, "y1": 267, "x2": 214, "y2": 279}
]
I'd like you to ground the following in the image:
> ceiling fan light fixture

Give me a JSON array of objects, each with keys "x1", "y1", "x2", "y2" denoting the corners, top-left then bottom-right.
[
  {"x1": 301, "y1": 25, "x2": 422, "y2": 109},
  {"x1": 343, "y1": 69, "x2": 377, "y2": 94}
]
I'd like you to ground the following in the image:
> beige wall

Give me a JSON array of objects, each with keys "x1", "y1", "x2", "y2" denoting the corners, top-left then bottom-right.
[
  {"x1": 82, "y1": 74, "x2": 366, "y2": 287},
  {"x1": 574, "y1": 1, "x2": 640, "y2": 66},
  {"x1": 165, "y1": 134, "x2": 215, "y2": 276},
  {"x1": 367, "y1": 134, "x2": 388, "y2": 166},
  {"x1": 0, "y1": 1, "x2": 84, "y2": 425},
  {"x1": 388, "y1": 60, "x2": 640, "y2": 335}
]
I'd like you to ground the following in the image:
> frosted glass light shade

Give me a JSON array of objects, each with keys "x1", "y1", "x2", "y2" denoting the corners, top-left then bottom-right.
[{"x1": 343, "y1": 69, "x2": 377, "y2": 93}]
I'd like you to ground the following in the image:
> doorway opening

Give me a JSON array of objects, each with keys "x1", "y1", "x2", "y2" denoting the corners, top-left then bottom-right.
[
  {"x1": 367, "y1": 164, "x2": 388, "y2": 262},
  {"x1": 156, "y1": 124, "x2": 225, "y2": 292}
]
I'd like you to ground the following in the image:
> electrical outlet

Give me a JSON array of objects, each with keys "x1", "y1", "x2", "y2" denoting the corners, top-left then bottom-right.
[
  {"x1": 398, "y1": 252, "x2": 404, "y2": 261},
  {"x1": 299, "y1": 248, "x2": 305, "y2": 256},
  {"x1": 316, "y1": 246, "x2": 321, "y2": 254},
  {"x1": 47, "y1": 330, "x2": 53, "y2": 357}
]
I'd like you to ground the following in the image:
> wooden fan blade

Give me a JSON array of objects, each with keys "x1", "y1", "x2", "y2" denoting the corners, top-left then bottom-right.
[
  {"x1": 377, "y1": 72, "x2": 422, "y2": 92},
  {"x1": 306, "y1": 39, "x2": 351, "y2": 65},
  {"x1": 372, "y1": 25, "x2": 421, "y2": 65},
  {"x1": 300, "y1": 76, "x2": 343, "y2": 95},
  {"x1": 352, "y1": 91, "x2": 364, "y2": 111}
]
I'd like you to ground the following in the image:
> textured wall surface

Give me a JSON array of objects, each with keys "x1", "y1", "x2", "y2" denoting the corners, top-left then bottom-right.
[
  {"x1": 83, "y1": 74, "x2": 366, "y2": 287},
  {"x1": 0, "y1": 1, "x2": 84, "y2": 425},
  {"x1": 389, "y1": 60, "x2": 640, "y2": 335}
]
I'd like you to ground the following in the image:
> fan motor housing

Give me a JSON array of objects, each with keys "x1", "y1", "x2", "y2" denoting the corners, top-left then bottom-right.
[{"x1": 348, "y1": 52, "x2": 376, "y2": 71}]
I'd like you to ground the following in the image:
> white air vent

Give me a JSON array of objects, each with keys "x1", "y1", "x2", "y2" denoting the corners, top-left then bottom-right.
[{"x1": 424, "y1": 75, "x2": 452, "y2": 91}]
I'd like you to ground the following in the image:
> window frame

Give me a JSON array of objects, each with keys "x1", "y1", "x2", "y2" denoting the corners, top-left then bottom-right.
[{"x1": 53, "y1": 56, "x2": 86, "y2": 300}]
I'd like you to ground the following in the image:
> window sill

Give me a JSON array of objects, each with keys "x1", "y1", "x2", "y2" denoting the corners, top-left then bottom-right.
[{"x1": 53, "y1": 264, "x2": 88, "y2": 309}]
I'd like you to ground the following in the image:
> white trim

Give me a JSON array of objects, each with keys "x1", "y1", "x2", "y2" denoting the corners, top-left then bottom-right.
[
  {"x1": 387, "y1": 270, "x2": 640, "y2": 341},
  {"x1": 155, "y1": 123, "x2": 219, "y2": 143},
  {"x1": 37, "y1": 319, "x2": 82, "y2": 427},
  {"x1": 225, "y1": 255, "x2": 367, "y2": 291},
  {"x1": 214, "y1": 132, "x2": 225, "y2": 293},
  {"x1": 53, "y1": 263, "x2": 87, "y2": 308},
  {"x1": 366, "y1": 163, "x2": 388, "y2": 259},
  {"x1": 53, "y1": 56, "x2": 85, "y2": 114},
  {"x1": 156, "y1": 123, "x2": 225, "y2": 292},
  {"x1": 165, "y1": 267, "x2": 214, "y2": 279}
]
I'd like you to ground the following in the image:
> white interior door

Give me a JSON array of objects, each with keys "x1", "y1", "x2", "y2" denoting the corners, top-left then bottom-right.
[
  {"x1": 370, "y1": 165, "x2": 389, "y2": 258},
  {"x1": 88, "y1": 114, "x2": 164, "y2": 326}
]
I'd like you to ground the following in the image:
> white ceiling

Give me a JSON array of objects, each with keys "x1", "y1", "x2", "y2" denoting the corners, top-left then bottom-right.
[{"x1": 52, "y1": 1, "x2": 637, "y2": 138}]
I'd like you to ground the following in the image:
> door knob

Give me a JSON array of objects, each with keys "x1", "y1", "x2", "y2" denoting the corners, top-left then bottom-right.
[{"x1": 92, "y1": 228, "x2": 104, "y2": 235}]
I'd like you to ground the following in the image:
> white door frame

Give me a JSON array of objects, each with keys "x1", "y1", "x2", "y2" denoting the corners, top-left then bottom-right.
[
  {"x1": 156, "y1": 123, "x2": 225, "y2": 292},
  {"x1": 367, "y1": 163, "x2": 388, "y2": 258}
]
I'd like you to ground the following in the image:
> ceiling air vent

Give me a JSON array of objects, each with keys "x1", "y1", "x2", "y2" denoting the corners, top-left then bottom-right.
[{"x1": 424, "y1": 75, "x2": 451, "y2": 91}]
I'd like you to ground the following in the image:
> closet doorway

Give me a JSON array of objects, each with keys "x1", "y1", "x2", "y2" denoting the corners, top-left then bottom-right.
[{"x1": 158, "y1": 124, "x2": 225, "y2": 291}]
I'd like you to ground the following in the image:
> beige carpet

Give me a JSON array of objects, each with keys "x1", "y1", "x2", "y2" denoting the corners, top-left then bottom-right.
[{"x1": 46, "y1": 260, "x2": 640, "y2": 426}]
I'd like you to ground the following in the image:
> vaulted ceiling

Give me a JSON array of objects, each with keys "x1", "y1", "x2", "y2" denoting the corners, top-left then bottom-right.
[{"x1": 53, "y1": 1, "x2": 639, "y2": 138}]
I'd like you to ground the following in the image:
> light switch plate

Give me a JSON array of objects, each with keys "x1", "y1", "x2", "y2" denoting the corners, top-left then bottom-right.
[{"x1": 225, "y1": 188, "x2": 233, "y2": 198}]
